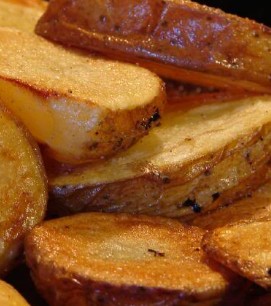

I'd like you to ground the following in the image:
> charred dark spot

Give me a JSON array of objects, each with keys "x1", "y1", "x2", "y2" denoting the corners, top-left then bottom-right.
[
  {"x1": 161, "y1": 175, "x2": 171, "y2": 184},
  {"x1": 245, "y1": 151, "x2": 253, "y2": 165},
  {"x1": 99, "y1": 15, "x2": 107, "y2": 23},
  {"x1": 103, "y1": 194, "x2": 110, "y2": 200},
  {"x1": 267, "y1": 268, "x2": 271, "y2": 276},
  {"x1": 195, "y1": 247, "x2": 200, "y2": 251},
  {"x1": 89, "y1": 142, "x2": 99, "y2": 150},
  {"x1": 212, "y1": 192, "x2": 220, "y2": 201},
  {"x1": 206, "y1": 16, "x2": 212, "y2": 21},
  {"x1": 184, "y1": 137, "x2": 192, "y2": 141},
  {"x1": 67, "y1": 89, "x2": 73, "y2": 94},
  {"x1": 95, "y1": 131, "x2": 99, "y2": 135},
  {"x1": 252, "y1": 31, "x2": 260, "y2": 38},
  {"x1": 114, "y1": 24, "x2": 121, "y2": 31},
  {"x1": 161, "y1": 20, "x2": 168, "y2": 27},
  {"x1": 192, "y1": 203, "x2": 202, "y2": 213},
  {"x1": 142, "y1": 109, "x2": 161, "y2": 130},
  {"x1": 182, "y1": 198, "x2": 202, "y2": 213},
  {"x1": 64, "y1": 225, "x2": 70, "y2": 229},
  {"x1": 204, "y1": 169, "x2": 212, "y2": 176},
  {"x1": 148, "y1": 248, "x2": 165, "y2": 257}
]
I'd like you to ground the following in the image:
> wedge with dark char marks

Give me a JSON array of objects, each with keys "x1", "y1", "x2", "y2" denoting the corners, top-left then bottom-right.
[
  {"x1": 25, "y1": 213, "x2": 244, "y2": 306},
  {"x1": 0, "y1": 27, "x2": 165, "y2": 164},
  {"x1": 36, "y1": 0, "x2": 271, "y2": 93},
  {"x1": 47, "y1": 95, "x2": 271, "y2": 220}
]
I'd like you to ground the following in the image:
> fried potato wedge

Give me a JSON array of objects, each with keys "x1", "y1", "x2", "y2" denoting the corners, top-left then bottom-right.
[
  {"x1": 48, "y1": 95, "x2": 271, "y2": 220},
  {"x1": 25, "y1": 213, "x2": 243, "y2": 306},
  {"x1": 36, "y1": 0, "x2": 271, "y2": 93},
  {"x1": 0, "y1": 280, "x2": 30, "y2": 306},
  {"x1": 0, "y1": 0, "x2": 45, "y2": 32},
  {"x1": 0, "y1": 27, "x2": 165, "y2": 164},
  {"x1": 190, "y1": 179, "x2": 271, "y2": 230},
  {"x1": 203, "y1": 220, "x2": 271, "y2": 289},
  {"x1": 0, "y1": 105, "x2": 47, "y2": 275}
]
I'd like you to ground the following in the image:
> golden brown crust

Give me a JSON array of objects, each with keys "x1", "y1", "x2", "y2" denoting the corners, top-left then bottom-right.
[
  {"x1": 202, "y1": 220, "x2": 271, "y2": 289},
  {"x1": 0, "y1": 27, "x2": 166, "y2": 163},
  {"x1": 47, "y1": 96, "x2": 271, "y2": 219},
  {"x1": 0, "y1": 104, "x2": 47, "y2": 275},
  {"x1": 36, "y1": 0, "x2": 271, "y2": 93},
  {"x1": 25, "y1": 213, "x2": 243, "y2": 306},
  {"x1": 0, "y1": 280, "x2": 30, "y2": 306}
]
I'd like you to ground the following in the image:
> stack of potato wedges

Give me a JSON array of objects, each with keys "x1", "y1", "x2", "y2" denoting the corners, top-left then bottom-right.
[{"x1": 1, "y1": 0, "x2": 271, "y2": 305}]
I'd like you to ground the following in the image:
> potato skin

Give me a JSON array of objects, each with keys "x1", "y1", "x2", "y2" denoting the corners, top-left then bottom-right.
[{"x1": 36, "y1": 0, "x2": 271, "y2": 93}]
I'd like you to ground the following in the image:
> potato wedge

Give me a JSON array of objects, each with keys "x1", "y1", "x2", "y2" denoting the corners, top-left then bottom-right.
[
  {"x1": 0, "y1": 105, "x2": 47, "y2": 275},
  {"x1": 0, "y1": 27, "x2": 165, "y2": 164},
  {"x1": 36, "y1": 0, "x2": 271, "y2": 93},
  {"x1": 202, "y1": 220, "x2": 271, "y2": 289},
  {"x1": 0, "y1": 280, "x2": 30, "y2": 306},
  {"x1": 48, "y1": 95, "x2": 271, "y2": 220},
  {"x1": 0, "y1": 0, "x2": 45, "y2": 32},
  {"x1": 25, "y1": 213, "x2": 243, "y2": 306},
  {"x1": 190, "y1": 179, "x2": 271, "y2": 230}
]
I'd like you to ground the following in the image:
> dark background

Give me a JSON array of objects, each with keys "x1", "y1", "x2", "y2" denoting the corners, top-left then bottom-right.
[{"x1": 195, "y1": 0, "x2": 270, "y2": 26}]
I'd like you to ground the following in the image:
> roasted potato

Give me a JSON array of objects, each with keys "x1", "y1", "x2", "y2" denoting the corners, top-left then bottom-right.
[
  {"x1": 0, "y1": 105, "x2": 47, "y2": 275},
  {"x1": 190, "y1": 179, "x2": 271, "y2": 230},
  {"x1": 0, "y1": 27, "x2": 165, "y2": 164},
  {"x1": 0, "y1": 280, "x2": 30, "y2": 306},
  {"x1": 202, "y1": 220, "x2": 271, "y2": 289},
  {"x1": 36, "y1": 0, "x2": 271, "y2": 93},
  {"x1": 25, "y1": 212, "x2": 244, "y2": 306},
  {"x1": 47, "y1": 95, "x2": 271, "y2": 220}
]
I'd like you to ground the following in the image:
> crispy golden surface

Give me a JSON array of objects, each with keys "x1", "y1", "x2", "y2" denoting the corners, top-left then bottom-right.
[
  {"x1": 190, "y1": 179, "x2": 271, "y2": 230},
  {"x1": 203, "y1": 220, "x2": 271, "y2": 289},
  {"x1": 0, "y1": 0, "x2": 44, "y2": 32},
  {"x1": 36, "y1": 0, "x2": 271, "y2": 93},
  {"x1": 0, "y1": 280, "x2": 30, "y2": 306},
  {"x1": 47, "y1": 95, "x2": 271, "y2": 219},
  {"x1": 0, "y1": 105, "x2": 47, "y2": 275},
  {"x1": 25, "y1": 213, "x2": 242, "y2": 306},
  {"x1": 0, "y1": 27, "x2": 165, "y2": 164}
]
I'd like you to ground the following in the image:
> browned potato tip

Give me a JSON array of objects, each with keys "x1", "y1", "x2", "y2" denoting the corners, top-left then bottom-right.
[
  {"x1": 36, "y1": 0, "x2": 271, "y2": 93},
  {"x1": 202, "y1": 220, "x2": 271, "y2": 289},
  {"x1": 0, "y1": 27, "x2": 165, "y2": 164},
  {"x1": 0, "y1": 280, "x2": 30, "y2": 306},
  {"x1": 0, "y1": 105, "x2": 47, "y2": 275},
  {"x1": 48, "y1": 95, "x2": 271, "y2": 220},
  {"x1": 24, "y1": 213, "x2": 244, "y2": 306}
]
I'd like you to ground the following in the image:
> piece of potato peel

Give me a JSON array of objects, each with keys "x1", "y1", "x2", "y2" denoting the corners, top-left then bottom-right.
[
  {"x1": 0, "y1": 280, "x2": 30, "y2": 306},
  {"x1": 36, "y1": 0, "x2": 271, "y2": 93},
  {"x1": 24, "y1": 213, "x2": 244, "y2": 306},
  {"x1": 0, "y1": 27, "x2": 165, "y2": 164},
  {"x1": 47, "y1": 95, "x2": 271, "y2": 220},
  {"x1": 202, "y1": 220, "x2": 271, "y2": 289},
  {"x1": 0, "y1": 104, "x2": 47, "y2": 276}
]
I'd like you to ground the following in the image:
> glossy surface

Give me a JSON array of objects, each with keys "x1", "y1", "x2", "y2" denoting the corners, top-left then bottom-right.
[
  {"x1": 48, "y1": 95, "x2": 271, "y2": 219},
  {"x1": 0, "y1": 27, "x2": 165, "y2": 163},
  {"x1": 36, "y1": 0, "x2": 271, "y2": 93},
  {"x1": 0, "y1": 105, "x2": 47, "y2": 275},
  {"x1": 203, "y1": 220, "x2": 271, "y2": 289},
  {"x1": 25, "y1": 213, "x2": 241, "y2": 305}
]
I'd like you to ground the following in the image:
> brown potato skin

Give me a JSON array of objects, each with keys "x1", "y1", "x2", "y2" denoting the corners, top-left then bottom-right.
[{"x1": 36, "y1": 0, "x2": 271, "y2": 93}]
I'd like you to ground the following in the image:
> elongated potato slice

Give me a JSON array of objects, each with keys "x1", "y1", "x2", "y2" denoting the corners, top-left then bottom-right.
[
  {"x1": 48, "y1": 95, "x2": 271, "y2": 219},
  {"x1": 36, "y1": 0, "x2": 271, "y2": 93},
  {"x1": 0, "y1": 280, "x2": 30, "y2": 306},
  {"x1": 203, "y1": 220, "x2": 271, "y2": 289},
  {"x1": 25, "y1": 213, "x2": 243, "y2": 306},
  {"x1": 0, "y1": 27, "x2": 165, "y2": 164},
  {"x1": 0, "y1": 0, "x2": 45, "y2": 32},
  {"x1": 190, "y1": 180, "x2": 271, "y2": 230},
  {"x1": 0, "y1": 105, "x2": 47, "y2": 275}
]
